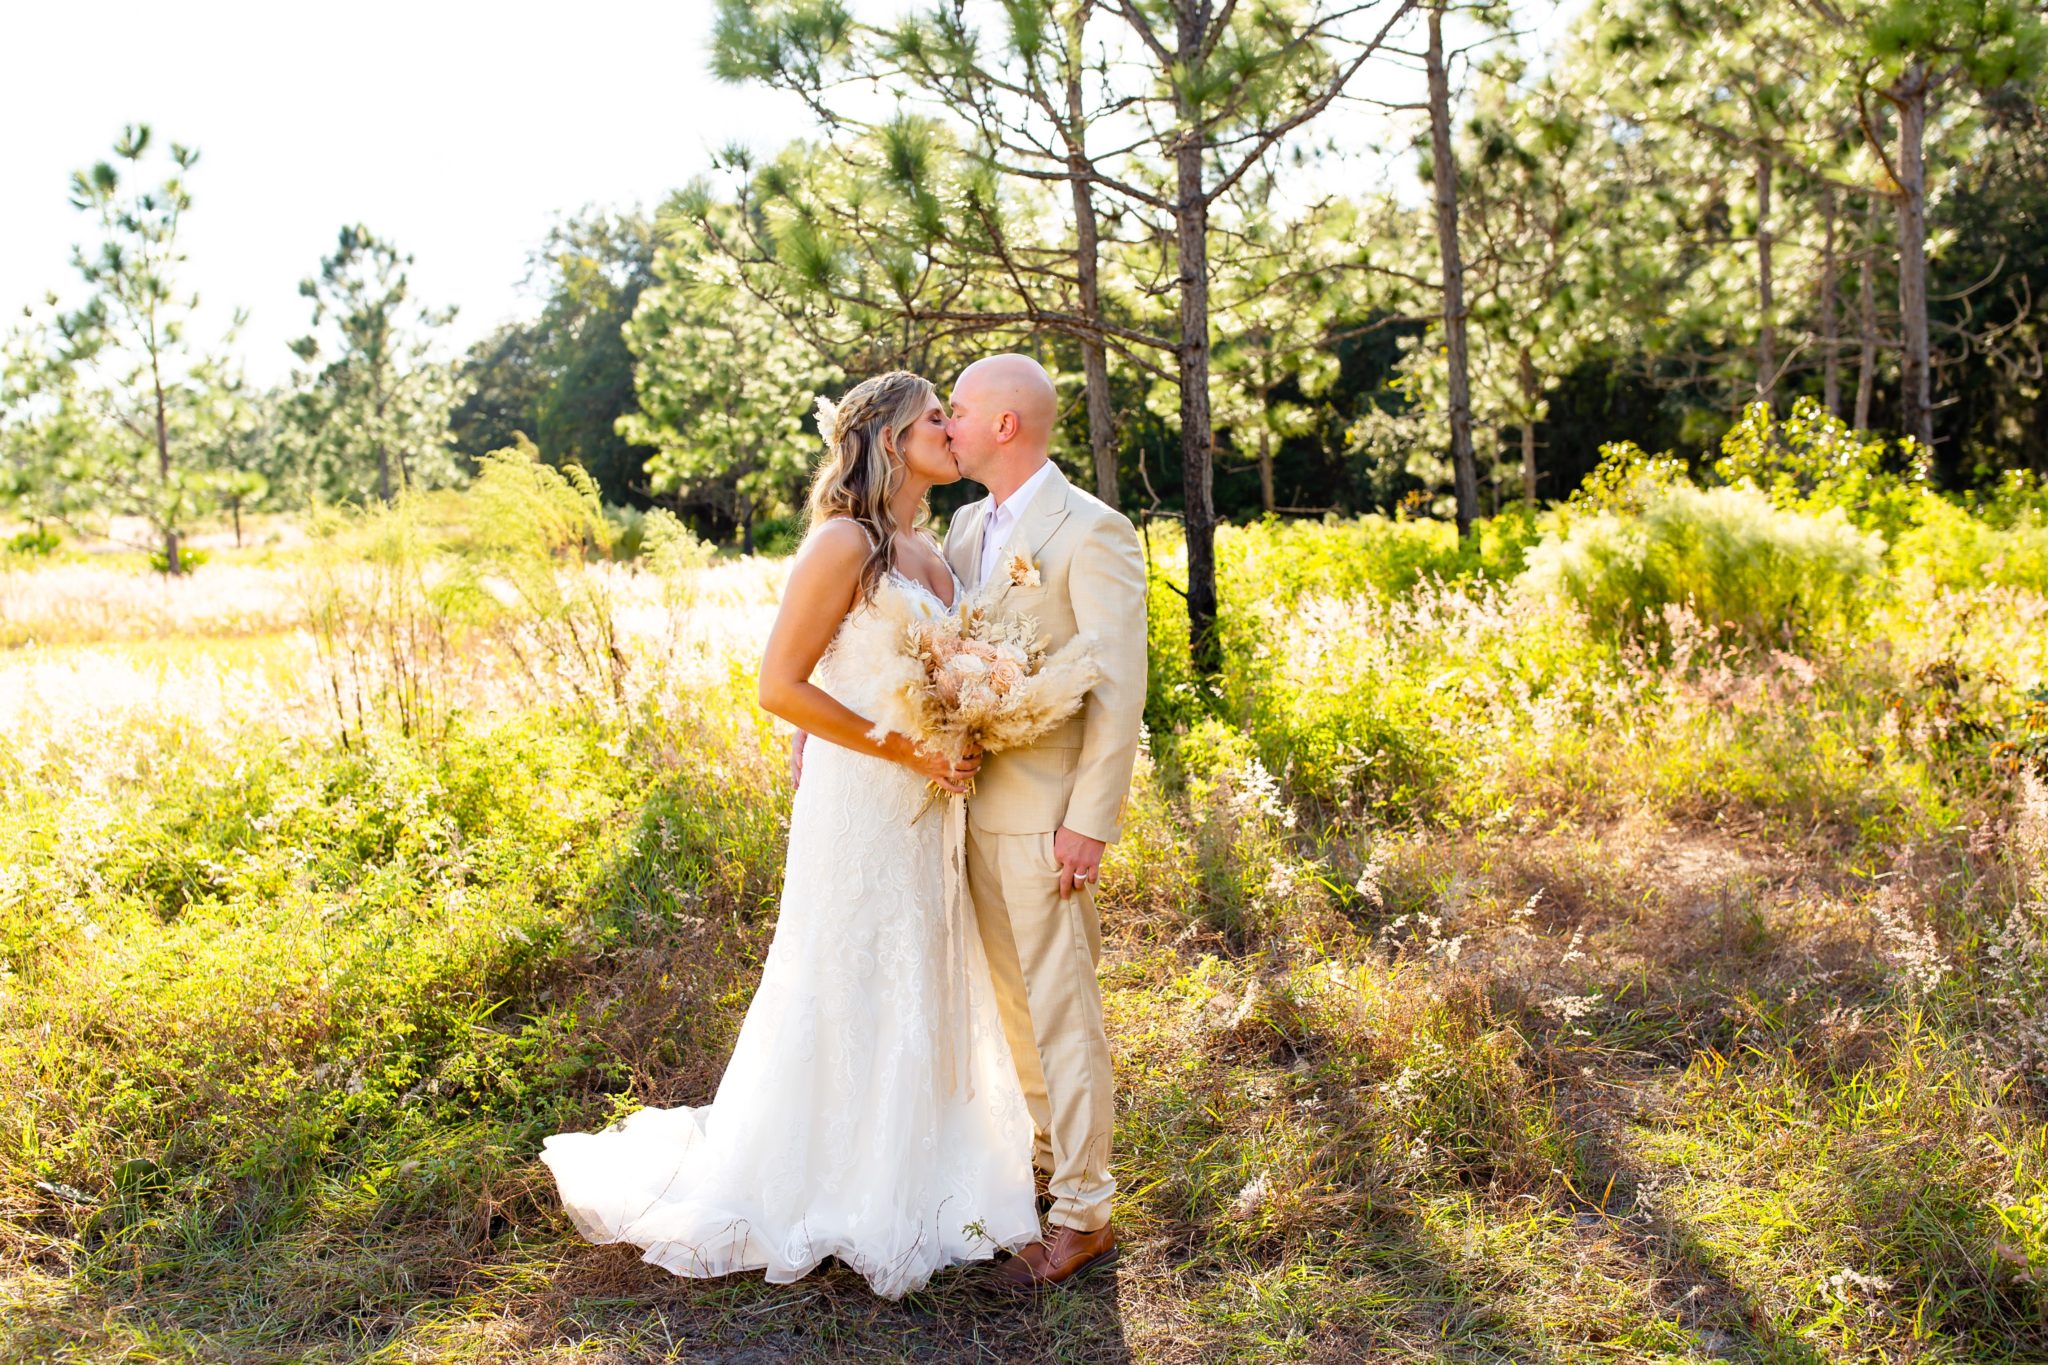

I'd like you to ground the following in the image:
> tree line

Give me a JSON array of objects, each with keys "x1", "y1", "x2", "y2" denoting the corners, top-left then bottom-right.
[{"x1": 3, "y1": 0, "x2": 2045, "y2": 663}]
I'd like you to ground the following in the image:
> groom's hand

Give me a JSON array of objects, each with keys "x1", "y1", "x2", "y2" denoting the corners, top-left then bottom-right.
[
  {"x1": 790, "y1": 730, "x2": 808, "y2": 787},
  {"x1": 1053, "y1": 825, "x2": 1105, "y2": 899}
]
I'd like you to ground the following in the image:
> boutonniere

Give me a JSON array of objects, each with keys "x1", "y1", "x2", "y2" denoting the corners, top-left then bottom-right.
[{"x1": 1004, "y1": 550, "x2": 1041, "y2": 589}]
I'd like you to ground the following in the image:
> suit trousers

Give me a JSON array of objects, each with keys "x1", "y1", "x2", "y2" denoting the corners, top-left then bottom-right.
[{"x1": 963, "y1": 823, "x2": 1116, "y2": 1233}]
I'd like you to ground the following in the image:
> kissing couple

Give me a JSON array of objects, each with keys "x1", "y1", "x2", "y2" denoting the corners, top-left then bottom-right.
[{"x1": 540, "y1": 354, "x2": 1149, "y2": 1298}]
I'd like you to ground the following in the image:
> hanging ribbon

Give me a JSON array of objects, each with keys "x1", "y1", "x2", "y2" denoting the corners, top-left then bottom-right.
[{"x1": 937, "y1": 790, "x2": 976, "y2": 1100}]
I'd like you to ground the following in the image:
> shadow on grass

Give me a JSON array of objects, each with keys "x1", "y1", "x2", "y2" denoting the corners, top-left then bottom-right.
[
  {"x1": 10, "y1": 768, "x2": 2039, "y2": 1362},
  {"x1": 1473, "y1": 829, "x2": 2046, "y2": 1362}
]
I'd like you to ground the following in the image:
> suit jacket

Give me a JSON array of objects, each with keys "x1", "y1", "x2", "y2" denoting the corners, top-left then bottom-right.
[{"x1": 943, "y1": 463, "x2": 1149, "y2": 842}]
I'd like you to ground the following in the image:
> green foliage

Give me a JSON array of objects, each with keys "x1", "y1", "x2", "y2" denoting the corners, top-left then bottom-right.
[
  {"x1": 7, "y1": 492, "x2": 2048, "y2": 1356},
  {"x1": 6, "y1": 526, "x2": 60, "y2": 556},
  {"x1": 619, "y1": 202, "x2": 838, "y2": 551},
  {"x1": 1968, "y1": 468, "x2": 2048, "y2": 528},
  {"x1": 1713, "y1": 397, "x2": 1932, "y2": 540},
  {"x1": 21, "y1": 124, "x2": 257, "y2": 571},
  {"x1": 1525, "y1": 481, "x2": 1885, "y2": 645},
  {"x1": 1894, "y1": 494, "x2": 2048, "y2": 593},
  {"x1": 1147, "y1": 517, "x2": 1573, "y2": 813},
  {"x1": 299, "y1": 491, "x2": 466, "y2": 746},
  {"x1": 2004, "y1": 686, "x2": 2048, "y2": 776},
  {"x1": 462, "y1": 436, "x2": 613, "y2": 563},
  {"x1": 297, "y1": 438, "x2": 712, "y2": 746},
  {"x1": 450, "y1": 211, "x2": 657, "y2": 506},
  {"x1": 751, "y1": 513, "x2": 802, "y2": 557},
  {"x1": 1568, "y1": 439, "x2": 1691, "y2": 515},
  {"x1": 283, "y1": 223, "x2": 459, "y2": 506},
  {"x1": 146, "y1": 545, "x2": 210, "y2": 575}
]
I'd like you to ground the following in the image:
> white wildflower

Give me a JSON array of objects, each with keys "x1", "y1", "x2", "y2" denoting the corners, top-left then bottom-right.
[
  {"x1": 1232, "y1": 755, "x2": 1289, "y2": 823},
  {"x1": 1823, "y1": 1266, "x2": 1896, "y2": 1299},
  {"x1": 1539, "y1": 992, "x2": 1604, "y2": 1022},
  {"x1": 1231, "y1": 1171, "x2": 1272, "y2": 1219}
]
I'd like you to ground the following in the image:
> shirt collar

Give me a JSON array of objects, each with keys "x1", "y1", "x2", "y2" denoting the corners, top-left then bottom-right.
[{"x1": 988, "y1": 459, "x2": 1056, "y2": 527}]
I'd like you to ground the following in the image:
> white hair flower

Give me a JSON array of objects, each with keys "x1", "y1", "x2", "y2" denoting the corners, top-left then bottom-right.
[{"x1": 812, "y1": 394, "x2": 841, "y2": 453}]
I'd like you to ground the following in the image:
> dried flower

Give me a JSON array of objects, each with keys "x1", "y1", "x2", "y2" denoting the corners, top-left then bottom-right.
[
  {"x1": 812, "y1": 394, "x2": 841, "y2": 454},
  {"x1": 841, "y1": 570, "x2": 1102, "y2": 810}
]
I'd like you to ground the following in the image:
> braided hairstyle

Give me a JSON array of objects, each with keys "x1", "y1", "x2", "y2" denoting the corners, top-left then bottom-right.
[{"x1": 805, "y1": 370, "x2": 938, "y2": 603}]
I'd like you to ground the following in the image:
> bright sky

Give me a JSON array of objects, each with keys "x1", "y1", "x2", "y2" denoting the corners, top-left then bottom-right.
[
  {"x1": 3, "y1": 1, "x2": 1583, "y2": 391},
  {"x1": 0, "y1": 0, "x2": 817, "y2": 388}
]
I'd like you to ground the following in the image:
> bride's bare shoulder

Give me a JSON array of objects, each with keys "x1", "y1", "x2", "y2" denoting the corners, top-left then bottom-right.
[
  {"x1": 805, "y1": 517, "x2": 878, "y2": 554},
  {"x1": 800, "y1": 517, "x2": 878, "y2": 562}
]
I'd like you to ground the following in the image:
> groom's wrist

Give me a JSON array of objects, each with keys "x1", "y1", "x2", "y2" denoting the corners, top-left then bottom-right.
[{"x1": 1059, "y1": 814, "x2": 1117, "y2": 845}]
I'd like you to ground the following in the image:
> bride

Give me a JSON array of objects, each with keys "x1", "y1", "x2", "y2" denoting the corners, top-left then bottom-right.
[{"x1": 538, "y1": 370, "x2": 1040, "y2": 1300}]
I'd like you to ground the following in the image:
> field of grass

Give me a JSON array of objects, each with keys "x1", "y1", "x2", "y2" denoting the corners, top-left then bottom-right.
[{"x1": 5, "y1": 447, "x2": 2048, "y2": 1362}]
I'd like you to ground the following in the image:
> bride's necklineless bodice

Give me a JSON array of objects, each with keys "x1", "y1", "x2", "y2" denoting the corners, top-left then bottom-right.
[
  {"x1": 839, "y1": 517, "x2": 959, "y2": 613},
  {"x1": 887, "y1": 565, "x2": 959, "y2": 614}
]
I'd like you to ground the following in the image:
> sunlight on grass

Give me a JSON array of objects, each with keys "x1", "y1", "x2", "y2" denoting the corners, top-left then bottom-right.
[{"x1": 4, "y1": 492, "x2": 2047, "y2": 1360}]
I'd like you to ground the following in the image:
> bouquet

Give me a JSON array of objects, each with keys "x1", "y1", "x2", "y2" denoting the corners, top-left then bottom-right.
[{"x1": 856, "y1": 551, "x2": 1101, "y2": 814}]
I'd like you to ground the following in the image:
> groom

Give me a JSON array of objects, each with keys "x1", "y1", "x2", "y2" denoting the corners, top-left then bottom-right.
[{"x1": 941, "y1": 354, "x2": 1148, "y2": 1291}]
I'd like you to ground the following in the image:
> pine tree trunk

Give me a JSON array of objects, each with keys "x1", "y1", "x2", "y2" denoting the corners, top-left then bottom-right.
[
  {"x1": 1857, "y1": 194, "x2": 1878, "y2": 431},
  {"x1": 1820, "y1": 186, "x2": 1841, "y2": 418},
  {"x1": 1755, "y1": 154, "x2": 1776, "y2": 410},
  {"x1": 1175, "y1": 5, "x2": 1219, "y2": 672},
  {"x1": 375, "y1": 387, "x2": 393, "y2": 504},
  {"x1": 1065, "y1": 50, "x2": 1118, "y2": 509},
  {"x1": 1075, "y1": 201, "x2": 1117, "y2": 509},
  {"x1": 1427, "y1": 3, "x2": 1477, "y2": 538},
  {"x1": 1519, "y1": 345, "x2": 1539, "y2": 506},
  {"x1": 1893, "y1": 67, "x2": 1934, "y2": 450},
  {"x1": 1258, "y1": 426, "x2": 1275, "y2": 514},
  {"x1": 153, "y1": 366, "x2": 179, "y2": 574}
]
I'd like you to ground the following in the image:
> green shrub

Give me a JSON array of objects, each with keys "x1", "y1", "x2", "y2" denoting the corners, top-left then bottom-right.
[
  {"x1": 752, "y1": 514, "x2": 801, "y2": 557},
  {"x1": 1570, "y1": 439, "x2": 1693, "y2": 514},
  {"x1": 1216, "y1": 512, "x2": 1541, "y2": 615},
  {"x1": 1712, "y1": 397, "x2": 1931, "y2": 540},
  {"x1": 1522, "y1": 482, "x2": 1884, "y2": 646},
  {"x1": 1894, "y1": 494, "x2": 2048, "y2": 593},
  {"x1": 1970, "y1": 469, "x2": 2048, "y2": 527},
  {"x1": 603, "y1": 503, "x2": 652, "y2": 560},
  {"x1": 6, "y1": 526, "x2": 60, "y2": 556},
  {"x1": 147, "y1": 545, "x2": 211, "y2": 574}
]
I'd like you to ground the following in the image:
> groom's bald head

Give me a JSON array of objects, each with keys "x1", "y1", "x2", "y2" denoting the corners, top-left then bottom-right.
[
  {"x1": 954, "y1": 354, "x2": 1057, "y2": 442},
  {"x1": 946, "y1": 354, "x2": 1057, "y2": 492}
]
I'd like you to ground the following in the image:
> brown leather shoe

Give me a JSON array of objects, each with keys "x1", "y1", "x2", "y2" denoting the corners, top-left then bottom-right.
[{"x1": 996, "y1": 1220, "x2": 1117, "y2": 1293}]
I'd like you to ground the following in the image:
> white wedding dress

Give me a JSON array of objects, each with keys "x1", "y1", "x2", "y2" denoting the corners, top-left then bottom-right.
[{"x1": 539, "y1": 561, "x2": 1038, "y2": 1300}]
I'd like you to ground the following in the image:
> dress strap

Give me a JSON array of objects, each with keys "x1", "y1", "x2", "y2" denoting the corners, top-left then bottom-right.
[{"x1": 828, "y1": 516, "x2": 882, "y2": 551}]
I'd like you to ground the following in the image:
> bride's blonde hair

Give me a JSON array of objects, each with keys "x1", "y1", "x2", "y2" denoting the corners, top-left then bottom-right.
[{"x1": 805, "y1": 370, "x2": 937, "y2": 603}]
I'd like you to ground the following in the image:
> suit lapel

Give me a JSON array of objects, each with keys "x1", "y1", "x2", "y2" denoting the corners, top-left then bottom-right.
[
  {"x1": 995, "y1": 464, "x2": 1072, "y2": 576},
  {"x1": 947, "y1": 498, "x2": 989, "y2": 590}
]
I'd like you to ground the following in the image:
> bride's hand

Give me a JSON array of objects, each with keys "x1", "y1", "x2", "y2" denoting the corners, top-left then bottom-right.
[{"x1": 896, "y1": 738, "x2": 980, "y2": 794}]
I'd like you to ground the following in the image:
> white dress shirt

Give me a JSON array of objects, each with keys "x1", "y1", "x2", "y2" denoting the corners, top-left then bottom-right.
[{"x1": 977, "y1": 459, "x2": 1057, "y2": 586}]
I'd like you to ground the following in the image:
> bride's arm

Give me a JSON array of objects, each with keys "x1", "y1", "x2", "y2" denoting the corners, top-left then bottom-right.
[{"x1": 758, "y1": 522, "x2": 978, "y2": 794}]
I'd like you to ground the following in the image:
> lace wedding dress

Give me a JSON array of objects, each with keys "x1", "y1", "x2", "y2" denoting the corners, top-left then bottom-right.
[{"x1": 540, "y1": 560, "x2": 1038, "y2": 1301}]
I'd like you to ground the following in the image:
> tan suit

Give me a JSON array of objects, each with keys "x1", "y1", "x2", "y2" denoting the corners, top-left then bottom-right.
[{"x1": 942, "y1": 462, "x2": 1147, "y2": 1233}]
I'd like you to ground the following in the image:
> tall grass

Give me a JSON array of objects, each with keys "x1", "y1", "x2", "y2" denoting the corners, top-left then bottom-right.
[
  {"x1": 4, "y1": 470, "x2": 2048, "y2": 1360},
  {"x1": 297, "y1": 442, "x2": 713, "y2": 747}
]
